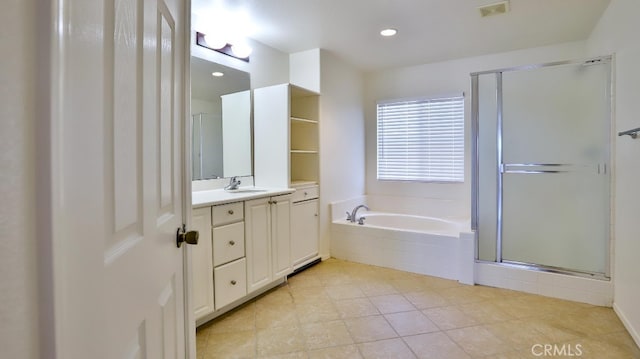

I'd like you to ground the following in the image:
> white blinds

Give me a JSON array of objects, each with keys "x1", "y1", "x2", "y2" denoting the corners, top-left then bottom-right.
[{"x1": 377, "y1": 96, "x2": 464, "y2": 182}]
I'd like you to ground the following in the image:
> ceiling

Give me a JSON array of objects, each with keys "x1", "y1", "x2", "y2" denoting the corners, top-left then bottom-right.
[{"x1": 192, "y1": 0, "x2": 610, "y2": 72}]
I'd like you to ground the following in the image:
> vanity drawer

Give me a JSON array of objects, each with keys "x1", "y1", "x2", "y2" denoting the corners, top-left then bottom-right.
[
  {"x1": 214, "y1": 258, "x2": 247, "y2": 309},
  {"x1": 212, "y1": 202, "x2": 244, "y2": 226},
  {"x1": 292, "y1": 185, "x2": 319, "y2": 203},
  {"x1": 212, "y1": 222, "x2": 245, "y2": 266}
]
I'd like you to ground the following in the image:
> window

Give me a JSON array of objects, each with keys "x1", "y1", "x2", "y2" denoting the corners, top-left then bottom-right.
[{"x1": 377, "y1": 95, "x2": 464, "y2": 182}]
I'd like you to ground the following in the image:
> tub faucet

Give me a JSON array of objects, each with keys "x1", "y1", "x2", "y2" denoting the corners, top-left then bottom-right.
[
  {"x1": 347, "y1": 204, "x2": 369, "y2": 223},
  {"x1": 224, "y1": 176, "x2": 241, "y2": 191}
]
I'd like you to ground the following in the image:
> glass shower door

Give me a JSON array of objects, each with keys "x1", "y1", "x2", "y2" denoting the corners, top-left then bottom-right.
[{"x1": 500, "y1": 61, "x2": 610, "y2": 275}]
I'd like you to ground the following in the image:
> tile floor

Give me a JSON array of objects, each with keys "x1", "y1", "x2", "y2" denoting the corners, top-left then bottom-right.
[{"x1": 196, "y1": 259, "x2": 640, "y2": 358}]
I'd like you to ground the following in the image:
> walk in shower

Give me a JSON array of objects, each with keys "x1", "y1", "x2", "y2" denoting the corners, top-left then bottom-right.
[{"x1": 471, "y1": 56, "x2": 612, "y2": 278}]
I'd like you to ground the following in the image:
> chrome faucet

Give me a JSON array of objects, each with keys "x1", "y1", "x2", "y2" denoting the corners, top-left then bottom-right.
[
  {"x1": 224, "y1": 176, "x2": 241, "y2": 191},
  {"x1": 346, "y1": 204, "x2": 369, "y2": 223}
]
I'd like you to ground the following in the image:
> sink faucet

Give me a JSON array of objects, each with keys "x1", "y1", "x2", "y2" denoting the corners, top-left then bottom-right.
[
  {"x1": 224, "y1": 176, "x2": 241, "y2": 191},
  {"x1": 346, "y1": 204, "x2": 369, "y2": 223}
]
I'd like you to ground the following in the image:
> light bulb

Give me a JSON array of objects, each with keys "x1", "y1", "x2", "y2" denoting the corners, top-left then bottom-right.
[
  {"x1": 203, "y1": 33, "x2": 227, "y2": 50},
  {"x1": 230, "y1": 43, "x2": 252, "y2": 59}
]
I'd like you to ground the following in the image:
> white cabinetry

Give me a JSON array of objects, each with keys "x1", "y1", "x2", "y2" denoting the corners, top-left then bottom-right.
[
  {"x1": 254, "y1": 83, "x2": 319, "y2": 188},
  {"x1": 191, "y1": 207, "x2": 214, "y2": 321},
  {"x1": 254, "y1": 83, "x2": 321, "y2": 271},
  {"x1": 291, "y1": 185, "x2": 319, "y2": 268},
  {"x1": 211, "y1": 202, "x2": 246, "y2": 310},
  {"x1": 245, "y1": 193, "x2": 293, "y2": 294}
]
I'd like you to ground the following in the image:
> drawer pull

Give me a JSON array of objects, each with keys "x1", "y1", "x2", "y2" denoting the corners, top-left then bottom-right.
[
  {"x1": 229, "y1": 240, "x2": 235, "y2": 246},
  {"x1": 230, "y1": 280, "x2": 237, "y2": 285},
  {"x1": 304, "y1": 191, "x2": 308, "y2": 196},
  {"x1": 228, "y1": 209, "x2": 234, "y2": 215}
]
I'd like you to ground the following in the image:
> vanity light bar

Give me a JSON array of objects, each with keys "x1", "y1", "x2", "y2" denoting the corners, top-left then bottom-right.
[{"x1": 196, "y1": 32, "x2": 250, "y2": 63}]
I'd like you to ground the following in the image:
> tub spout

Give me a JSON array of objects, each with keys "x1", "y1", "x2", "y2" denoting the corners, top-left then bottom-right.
[{"x1": 350, "y1": 205, "x2": 369, "y2": 223}]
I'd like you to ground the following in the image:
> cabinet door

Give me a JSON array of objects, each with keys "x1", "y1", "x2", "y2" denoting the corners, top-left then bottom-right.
[
  {"x1": 245, "y1": 197, "x2": 272, "y2": 293},
  {"x1": 291, "y1": 199, "x2": 319, "y2": 267},
  {"x1": 191, "y1": 207, "x2": 214, "y2": 320},
  {"x1": 271, "y1": 194, "x2": 293, "y2": 278}
]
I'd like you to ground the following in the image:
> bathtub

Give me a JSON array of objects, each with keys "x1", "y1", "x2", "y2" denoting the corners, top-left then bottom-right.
[{"x1": 331, "y1": 198, "x2": 475, "y2": 283}]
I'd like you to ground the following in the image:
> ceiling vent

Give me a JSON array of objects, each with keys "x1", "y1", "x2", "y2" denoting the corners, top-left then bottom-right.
[{"x1": 478, "y1": 1, "x2": 510, "y2": 17}]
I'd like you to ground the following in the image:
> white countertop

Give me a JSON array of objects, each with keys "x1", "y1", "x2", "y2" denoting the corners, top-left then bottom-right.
[{"x1": 192, "y1": 187, "x2": 295, "y2": 208}]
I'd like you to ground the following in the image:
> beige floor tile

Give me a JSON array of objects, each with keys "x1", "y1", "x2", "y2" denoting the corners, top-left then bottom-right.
[
  {"x1": 302, "y1": 320, "x2": 354, "y2": 349},
  {"x1": 344, "y1": 315, "x2": 398, "y2": 343},
  {"x1": 437, "y1": 286, "x2": 487, "y2": 305},
  {"x1": 484, "y1": 320, "x2": 553, "y2": 350},
  {"x1": 205, "y1": 330, "x2": 256, "y2": 358},
  {"x1": 320, "y1": 273, "x2": 358, "y2": 286},
  {"x1": 384, "y1": 310, "x2": 439, "y2": 336},
  {"x1": 325, "y1": 284, "x2": 366, "y2": 300},
  {"x1": 358, "y1": 281, "x2": 399, "y2": 297},
  {"x1": 258, "y1": 352, "x2": 308, "y2": 359},
  {"x1": 296, "y1": 300, "x2": 341, "y2": 324},
  {"x1": 391, "y1": 277, "x2": 428, "y2": 293},
  {"x1": 358, "y1": 338, "x2": 417, "y2": 359},
  {"x1": 559, "y1": 336, "x2": 639, "y2": 359},
  {"x1": 194, "y1": 258, "x2": 639, "y2": 359},
  {"x1": 457, "y1": 301, "x2": 514, "y2": 324},
  {"x1": 207, "y1": 303, "x2": 256, "y2": 334},
  {"x1": 403, "y1": 290, "x2": 449, "y2": 309},
  {"x1": 308, "y1": 344, "x2": 363, "y2": 359},
  {"x1": 564, "y1": 306, "x2": 627, "y2": 336},
  {"x1": 600, "y1": 331, "x2": 640, "y2": 357},
  {"x1": 287, "y1": 273, "x2": 324, "y2": 289},
  {"x1": 369, "y1": 294, "x2": 416, "y2": 314},
  {"x1": 403, "y1": 332, "x2": 471, "y2": 359},
  {"x1": 291, "y1": 286, "x2": 331, "y2": 304},
  {"x1": 526, "y1": 316, "x2": 583, "y2": 343},
  {"x1": 421, "y1": 276, "x2": 461, "y2": 290},
  {"x1": 257, "y1": 326, "x2": 306, "y2": 357},
  {"x1": 446, "y1": 325, "x2": 511, "y2": 357},
  {"x1": 255, "y1": 285, "x2": 294, "y2": 307},
  {"x1": 423, "y1": 306, "x2": 479, "y2": 330},
  {"x1": 491, "y1": 297, "x2": 551, "y2": 319},
  {"x1": 334, "y1": 298, "x2": 380, "y2": 319},
  {"x1": 256, "y1": 304, "x2": 299, "y2": 329}
]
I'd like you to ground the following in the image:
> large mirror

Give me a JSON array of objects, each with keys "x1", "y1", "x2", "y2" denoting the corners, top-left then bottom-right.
[{"x1": 191, "y1": 56, "x2": 251, "y2": 180}]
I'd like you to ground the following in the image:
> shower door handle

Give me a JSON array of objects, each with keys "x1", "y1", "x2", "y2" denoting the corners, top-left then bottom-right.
[
  {"x1": 501, "y1": 163, "x2": 570, "y2": 174},
  {"x1": 501, "y1": 163, "x2": 600, "y2": 174}
]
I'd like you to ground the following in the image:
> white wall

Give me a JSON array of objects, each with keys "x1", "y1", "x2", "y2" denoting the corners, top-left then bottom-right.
[
  {"x1": 587, "y1": 0, "x2": 640, "y2": 345},
  {"x1": 0, "y1": 1, "x2": 40, "y2": 358},
  {"x1": 363, "y1": 41, "x2": 587, "y2": 216},
  {"x1": 319, "y1": 50, "x2": 366, "y2": 258}
]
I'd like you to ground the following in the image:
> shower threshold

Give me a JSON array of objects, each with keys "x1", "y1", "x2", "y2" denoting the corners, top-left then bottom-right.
[{"x1": 477, "y1": 259, "x2": 610, "y2": 281}]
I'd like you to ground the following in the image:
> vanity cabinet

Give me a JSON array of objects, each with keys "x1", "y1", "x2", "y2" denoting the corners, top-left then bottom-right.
[
  {"x1": 291, "y1": 185, "x2": 319, "y2": 269},
  {"x1": 191, "y1": 207, "x2": 214, "y2": 321},
  {"x1": 245, "y1": 193, "x2": 293, "y2": 294}
]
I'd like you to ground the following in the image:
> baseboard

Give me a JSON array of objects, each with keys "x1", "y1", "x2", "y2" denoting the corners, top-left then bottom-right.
[{"x1": 613, "y1": 303, "x2": 640, "y2": 348}]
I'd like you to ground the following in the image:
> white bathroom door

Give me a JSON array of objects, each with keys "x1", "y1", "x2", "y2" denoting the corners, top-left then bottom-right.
[{"x1": 51, "y1": 0, "x2": 192, "y2": 357}]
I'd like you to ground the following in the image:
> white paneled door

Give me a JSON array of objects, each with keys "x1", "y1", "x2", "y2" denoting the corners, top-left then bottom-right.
[{"x1": 52, "y1": 0, "x2": 191, "y2": 357}]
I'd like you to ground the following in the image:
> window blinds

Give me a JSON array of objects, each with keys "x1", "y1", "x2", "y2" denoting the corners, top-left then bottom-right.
[{"x1": 377, "y1": 96, "x2": 464, "y2": 182}]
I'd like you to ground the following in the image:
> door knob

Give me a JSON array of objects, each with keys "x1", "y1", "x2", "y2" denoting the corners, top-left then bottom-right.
[{"x1": 176, "y1": 225, "x2": 199, "y2": 248}]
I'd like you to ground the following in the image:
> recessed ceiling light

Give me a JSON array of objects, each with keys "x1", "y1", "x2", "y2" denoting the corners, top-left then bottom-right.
[
  {"x1": 211, "y1": 72, "x2": 224, "y2": 77},
  {"x1": 380, "y1": 28, "x2": 397, "y2": 37}
]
